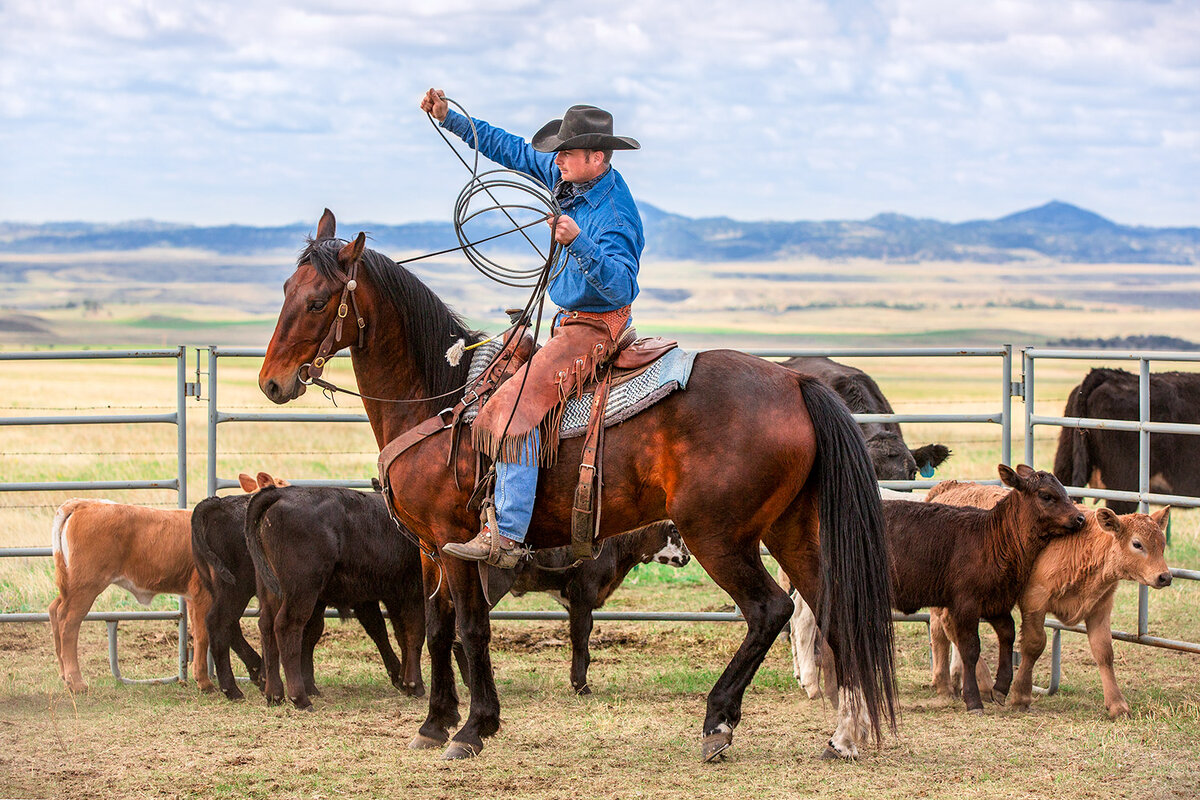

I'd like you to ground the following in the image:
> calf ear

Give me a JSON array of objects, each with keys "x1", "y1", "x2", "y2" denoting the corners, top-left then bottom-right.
[
  {"x1": 1095, "y1": 507, "x2": 1122, "y2": 535},
  {"x1": 238, "y1": 473, "x2": 258, "y2": 492},
  {"x1": 912, "y1": 444, "x2": 952, "y2": 470},
  {"x1": 1015, "y1": 464, "x2": 1036, "y2": 479},
  {"x1": 256, "y1": 471, "x2": 276, "y2": 489},
  {"x1": 339, "y1": 231, "x2": 366, "y2": 265},
  {"x1": 316, "y1": 208, "x2": 336, "y2": 241},
  {"x1": 998, "y1": 463, "x2": 1022, "y2": 489},
  {"x1": 1151, "y1": 506, "x2": 1171, "y2": 531}
]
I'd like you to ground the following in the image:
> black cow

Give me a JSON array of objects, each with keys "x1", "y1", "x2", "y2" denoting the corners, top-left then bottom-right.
[
  {"x1": 1054, "y1": 367, "x2": 1200, "y2": 514},
  {"x1": 193, "y1": 476, "x2": 425, "y2": 702},
  {"x1": 508, "y1": 520, "x2": 689, "y2": 694},
  {"x1": 781, "y1": 356, "x2": 951, "y2": 481},
  {"x1": 245, "y1": 484, "x2": 428, "y2": 710}
]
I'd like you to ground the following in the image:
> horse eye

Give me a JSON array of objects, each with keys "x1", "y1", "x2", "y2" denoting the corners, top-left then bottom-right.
[{"x1": 307, "y1": 299, "x2": 328, "y2": 312}]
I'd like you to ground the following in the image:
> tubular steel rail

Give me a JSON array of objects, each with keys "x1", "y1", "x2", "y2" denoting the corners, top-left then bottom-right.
[{"x1": 2, "y1": 344, "x2": 1197, "y2": 694}]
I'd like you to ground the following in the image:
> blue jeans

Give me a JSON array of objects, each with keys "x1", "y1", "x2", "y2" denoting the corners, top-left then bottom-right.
[{"x1": 494, "y1": 429, "x2": 539, "y2": 543}]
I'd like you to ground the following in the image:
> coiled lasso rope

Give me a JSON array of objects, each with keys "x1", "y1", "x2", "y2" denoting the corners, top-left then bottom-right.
[{"x1": 427, "y1": 97, "x2": 566, "y2": 365}]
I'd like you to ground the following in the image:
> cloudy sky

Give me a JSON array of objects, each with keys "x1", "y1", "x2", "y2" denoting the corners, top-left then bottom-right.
[{"x1": 1, "y1": 0, "x2": 1196, "y2": 227}]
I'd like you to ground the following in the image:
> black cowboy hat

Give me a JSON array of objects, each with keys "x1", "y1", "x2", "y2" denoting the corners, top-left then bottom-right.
[{"x1": 531, "y1": 105, "x2": 640, "y2": 153}]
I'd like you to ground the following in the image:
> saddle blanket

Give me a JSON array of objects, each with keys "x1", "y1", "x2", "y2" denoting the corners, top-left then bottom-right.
[{"x1": 463, "y1": 340, "x2": 697, "y2": 440}]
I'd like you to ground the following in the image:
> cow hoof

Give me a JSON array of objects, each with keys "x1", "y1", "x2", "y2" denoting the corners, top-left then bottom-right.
[
  {"x1": 574, "y1": 684, "x2": 592, "y2": 696},
  {"x1": 968, "y1": 707, "x2": 984, "y2": 716},
  {"x1": 1107, "y1": 703, "x2": 1131, "y2": 719},
  {"x1": 442, "y1": 741, "x2": 480, "y2": 760},
  {"x1": 223, "y1": 689, "x2": 245, "y2": 702},
  {"x1": 991, "y1": 689, "x2": 1008, "y2": 705},
  {"x1": 409, "y1": 733, "x2": 447, "y2": 750},
  {"x1": 821, "y1": 745, "x2": 847, "y2": 761},
  {"x1": 701, "y1": 731, "x2": 733, "y2": 763},
  {"x1": 266, "y1": 695, "x2": 284, "y2": 706},
  {"x1": 66, "y1": 680, "x2": 89, "y2": 695}
]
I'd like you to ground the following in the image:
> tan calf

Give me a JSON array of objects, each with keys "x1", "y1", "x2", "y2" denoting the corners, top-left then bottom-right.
[
  {"x1": 925, "y1": 480, "x2": 1172, "y2": 717},
  {"x1": 49, "y1": 500, "x2": 212, "y2": 694}
]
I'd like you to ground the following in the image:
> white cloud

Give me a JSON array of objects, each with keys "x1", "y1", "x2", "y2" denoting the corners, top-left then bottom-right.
[{"x1": 0, "y1": 0, "x2": 1196, "y2": 226}]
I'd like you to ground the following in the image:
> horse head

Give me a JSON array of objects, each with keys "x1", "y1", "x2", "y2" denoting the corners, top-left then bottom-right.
[{"x1": 259, "y1": 209, "x2": 374, "y2": 404}]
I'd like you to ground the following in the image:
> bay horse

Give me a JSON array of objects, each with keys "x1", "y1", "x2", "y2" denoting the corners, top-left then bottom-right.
[{"x1": 258, "y1": 210, "x2": 897, "y2": 761}]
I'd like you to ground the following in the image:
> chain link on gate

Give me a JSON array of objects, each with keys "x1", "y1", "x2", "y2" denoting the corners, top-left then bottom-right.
[{"x1": 2, "y1": 344, "x2": 1198, "y2": 692}]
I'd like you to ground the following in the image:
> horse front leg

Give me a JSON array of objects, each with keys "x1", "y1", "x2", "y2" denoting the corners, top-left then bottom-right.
[
  {"x1": 438, "y1": 555, "x2": 501, "y2": 760},
  {"x1": 410, "y1": 555, "x2": 461, "y2": 751}
]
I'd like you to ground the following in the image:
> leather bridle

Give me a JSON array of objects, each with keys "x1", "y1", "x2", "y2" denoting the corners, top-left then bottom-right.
[{"x1": 298, "y1": 255, "x2": 366, "y2": 385}]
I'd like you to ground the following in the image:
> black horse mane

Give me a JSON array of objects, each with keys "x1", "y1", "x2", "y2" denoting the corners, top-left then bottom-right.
[{"x1": 300, "y1": 236, "x2": 485, "y2": 401}]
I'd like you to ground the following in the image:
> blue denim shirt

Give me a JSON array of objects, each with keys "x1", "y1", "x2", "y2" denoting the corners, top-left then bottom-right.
[{"x1": 441, "y1": 109, "x2": 643, "y2": 313}]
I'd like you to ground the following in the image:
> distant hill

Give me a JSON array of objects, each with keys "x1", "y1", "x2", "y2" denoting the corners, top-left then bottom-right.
[{"x1": 2, "y1": 200, "x2": 1197, "y2": 264}]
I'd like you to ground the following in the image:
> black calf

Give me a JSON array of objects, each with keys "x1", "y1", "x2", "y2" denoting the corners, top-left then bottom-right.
[
  {"x1": 245, "y1": 485, "x2": 427, "y2": 710},
  {"x1": 510, "y1": 520, "x2": 689, "y2": 694}
]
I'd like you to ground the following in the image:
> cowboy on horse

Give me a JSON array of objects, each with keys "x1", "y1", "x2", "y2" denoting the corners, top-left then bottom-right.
[{"x1": 419, "y1": 88, "x2": 645, "y2": 569}]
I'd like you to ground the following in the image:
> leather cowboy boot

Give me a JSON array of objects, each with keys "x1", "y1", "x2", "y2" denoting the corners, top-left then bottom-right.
[{"x1": 442, "y1": 504, "x2": 523, "y2": 569}]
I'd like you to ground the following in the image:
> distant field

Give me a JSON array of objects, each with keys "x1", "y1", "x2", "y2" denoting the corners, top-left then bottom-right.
[
  {"x1": 2, "y1": 260, "x2": 1199, "y2": 798},
  {"x1": 3, "y1": 250, "x2": 1200, "y2": 347}
]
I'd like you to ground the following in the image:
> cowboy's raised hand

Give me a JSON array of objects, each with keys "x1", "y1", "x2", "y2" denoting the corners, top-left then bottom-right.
[
  {"x1": 547, "y1": 213, "x2": 580, "y2": 245},
  {"x1": 420, "y1": 88, "x2": 448, "y2": 121}
]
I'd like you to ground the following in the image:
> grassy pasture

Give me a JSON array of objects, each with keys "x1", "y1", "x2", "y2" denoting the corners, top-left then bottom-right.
[{"x1": 2, "y1": 331, "x2": 1200, "y2": 797}]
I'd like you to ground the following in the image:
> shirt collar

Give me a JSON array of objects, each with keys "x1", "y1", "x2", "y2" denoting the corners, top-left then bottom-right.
[{"x1": 554, "y1": 166, "x2": 614, "y2": 208}]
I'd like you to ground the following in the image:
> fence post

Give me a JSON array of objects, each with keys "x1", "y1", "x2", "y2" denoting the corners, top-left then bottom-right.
[
  {"x1": 208, "y1": 346, "x2": 219, "y2": 499},
  {"x1": 1023, "y1": 349, "x2": 1035, "y2": 467},
  {"x1": 1138, "y1": 358, "x2": 1150, "y2": 637},
  {"x1": 1002, "y1": 344, "x2": 1013, "y2": 467}
]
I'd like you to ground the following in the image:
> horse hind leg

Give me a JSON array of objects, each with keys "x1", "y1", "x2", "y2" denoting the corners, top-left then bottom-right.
[{"x1": 678, "y1": 522, "x2": 794, "y2": 763}]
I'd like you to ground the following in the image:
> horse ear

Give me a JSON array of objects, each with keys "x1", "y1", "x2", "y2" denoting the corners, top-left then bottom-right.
[
  {"x1": 1095, "y1": 507, "x2": 1122, "y2": 535},
  {"x1": 316, "y1": 208, "x2": 336, "y2": 241},
  {"x1": 339, "y1": 232, "x2": 365, "y2": 265},
  {"x1": 998, "y1": 463, "x2": 1022, "y2": 489},
  {"x1": 237, "y1": 473, "x2": 257, "y2": 492},
  {"x1": 1151, "y1": 505, "x2": 1171, "y2": 531}
]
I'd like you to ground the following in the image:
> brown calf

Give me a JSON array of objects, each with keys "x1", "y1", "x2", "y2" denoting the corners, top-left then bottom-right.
[
  {"x1": 886, "y1": 464, "x2": 1085, "y2": 712},
  {"x1": 49, "y1": 501, "x2": 212, "y2": 693},
  {"x1": 926, "y1": 480, "x2": 1171, "y2": 717}
]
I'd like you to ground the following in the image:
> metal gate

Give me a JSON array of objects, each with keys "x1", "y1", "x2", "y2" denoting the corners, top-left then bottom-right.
[
  {"x1": 0, "y1": 347, "x2": 193, "y2": 683},
  {"x1": 3, "y1": 343, "x2": 1197, "y2": 692}
]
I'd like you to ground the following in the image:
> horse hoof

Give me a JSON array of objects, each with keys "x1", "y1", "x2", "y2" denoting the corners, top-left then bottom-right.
[
  {"x1": 409, "y1": 733, "x2": 447, "y2": 750},
  {"x1": 701, "y1": 731, "x2": 732, "y2": 763},
  {"x1": 442, "y1": 741, "x2": 481, "y2": 760},
  {"x1": 821, "y1": 745, "x2": 845, "y2": 760},
  {"x1": 224, "y1": 690, "x2": 245, "y2": 702}
]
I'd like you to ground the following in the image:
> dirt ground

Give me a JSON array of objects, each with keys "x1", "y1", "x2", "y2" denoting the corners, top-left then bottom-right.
[{"x1": 4, "y1": 614, "x2": 1200, "y2": 800}]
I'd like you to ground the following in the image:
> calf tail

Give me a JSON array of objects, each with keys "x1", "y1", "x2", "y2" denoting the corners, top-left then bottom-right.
[
  {"x1": 192, "y1": 514, "x2": 236, "y2": 587},
  {"x1": 799, "y1": 376, "x2": 898, "y2": 742},
  {"x1": 50, "y1": 500, "x2": 86, "y2": 591},
  {"x1": 244, "y1": 486, "x2": 283, "y2": 597}
]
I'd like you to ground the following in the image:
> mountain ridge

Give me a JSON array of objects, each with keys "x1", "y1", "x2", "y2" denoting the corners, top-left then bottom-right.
[{"x1": 2, "y1": 201, "x2": 1197, "y2": 264}]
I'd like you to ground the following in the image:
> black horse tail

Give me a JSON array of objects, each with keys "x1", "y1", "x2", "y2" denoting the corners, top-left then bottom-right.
[
  {"x1": 798, "y1": 375, "x2": 898, "y2": 742},
  {"x1": 245, "y1": 485, "x2": 284, "y2": 597}
]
